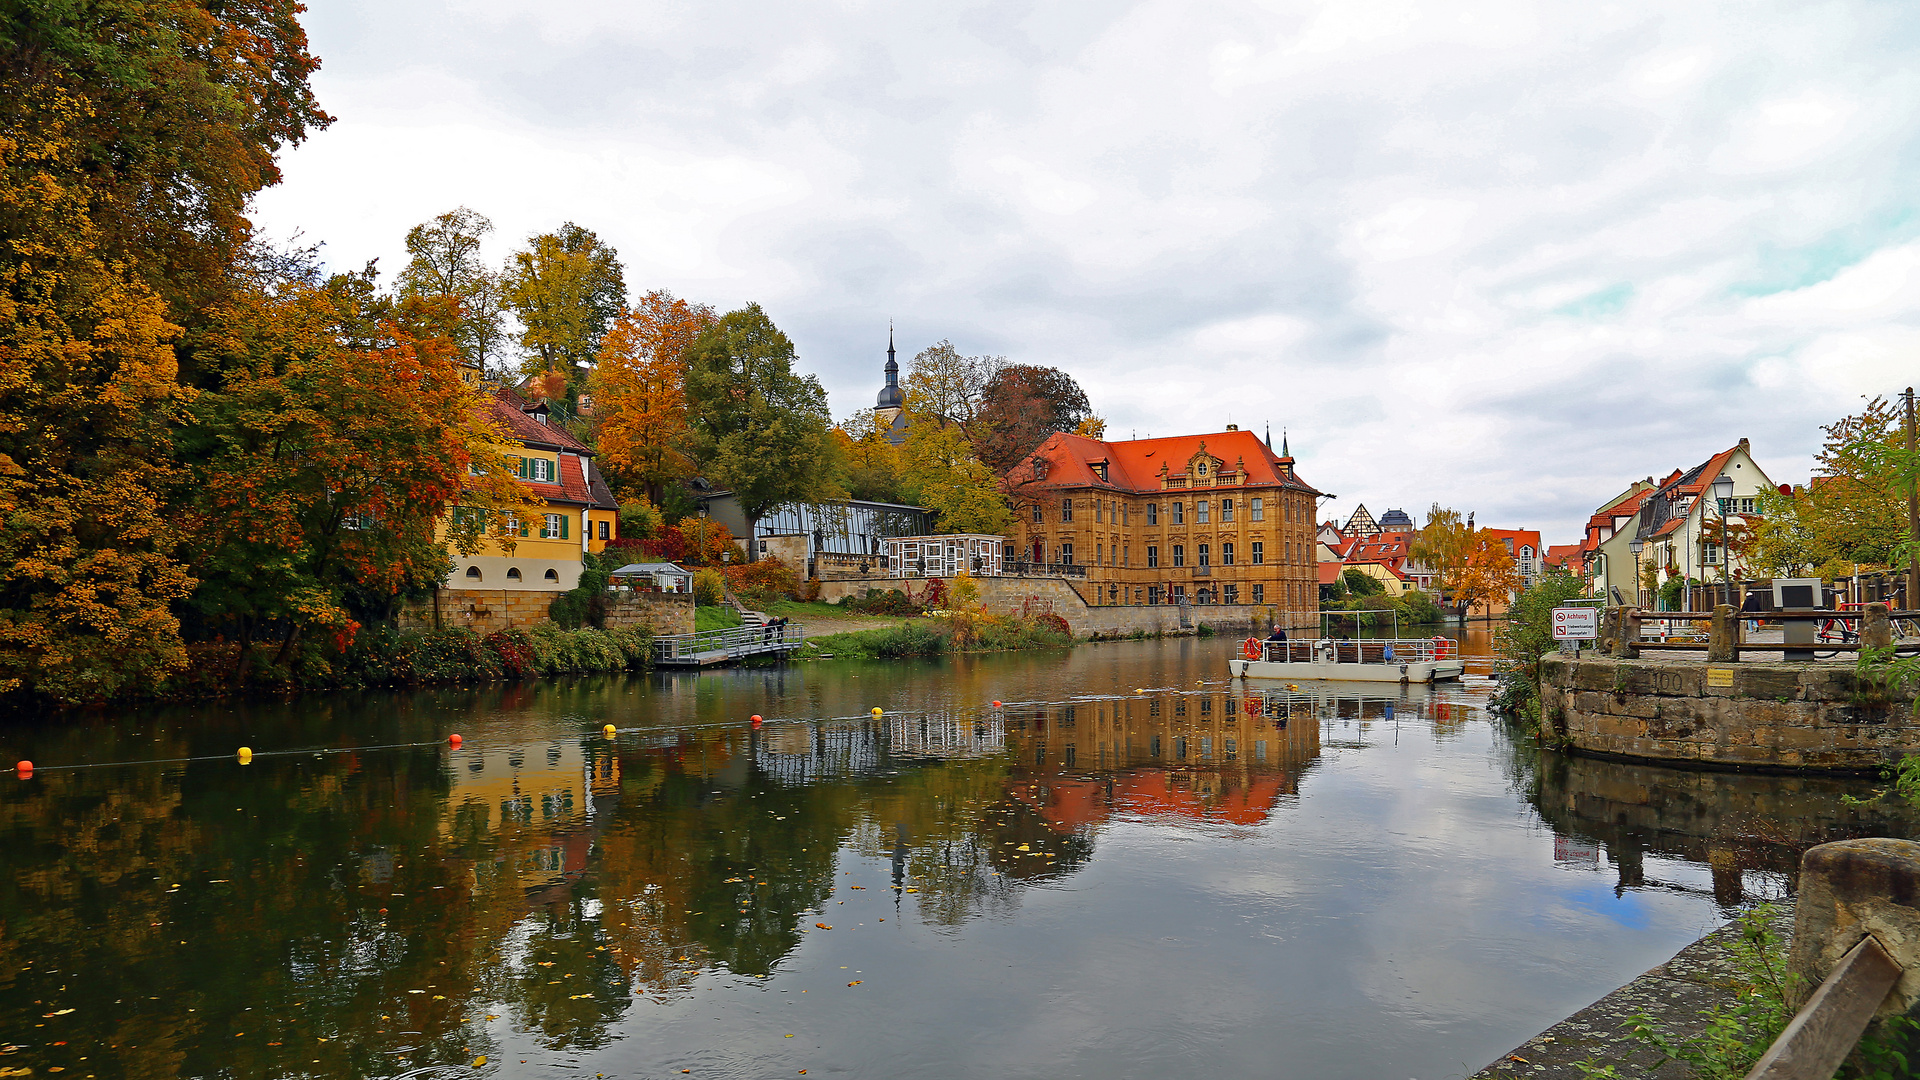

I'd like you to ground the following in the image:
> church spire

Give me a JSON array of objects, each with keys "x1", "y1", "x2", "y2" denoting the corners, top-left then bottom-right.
[
  {"x1": 1282, "y1": 428, "x2": 1291, "y2": 458},
  {"x1": 1264, "y1": 422, "x2": 1272, "y2": 450},
  {"x1": 876, "y1": 323, "x2": 903, "y2": 411}
]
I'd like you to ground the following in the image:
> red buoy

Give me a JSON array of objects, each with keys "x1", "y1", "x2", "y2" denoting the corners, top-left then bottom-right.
[
  {"x1": 448, "y1": 733, "x2": 463, "y2": 748},
  {"x1": 992, "y1": 701, "x2": 1002, "y2": 708},
  {"x1": 751, "y1": 714, "x2": 763, "y2": 727},
  {"x1": 15, "y1": 760, "x2": 31, "y2": 779}
]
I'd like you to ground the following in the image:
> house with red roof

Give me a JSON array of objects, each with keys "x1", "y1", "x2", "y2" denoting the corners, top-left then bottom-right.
[
  {"x1": 1578, "y1": 439, "x2": 1774, "y2": 608},
  {"x1": 1004, "y1": 426, "x2": 1325, "y2": 612},
  {"x1": 445, "y1": 386, "x2": 621, "y2": 592}
]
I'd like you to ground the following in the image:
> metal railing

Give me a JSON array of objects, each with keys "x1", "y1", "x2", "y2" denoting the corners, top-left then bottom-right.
[
  {"x1": 652, "y1": 623, "x2": 804, "y2": 664},
  {"x1": 1255, "y1": 638, "x2": 1454, "y2": 664},
  {"x1": 1002, "y1": 560, "x2": 1089, "y2": 579}
]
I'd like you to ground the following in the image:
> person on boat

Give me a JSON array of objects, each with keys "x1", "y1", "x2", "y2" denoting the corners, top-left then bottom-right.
[{"x1": 1266, "y1": 626, "x2": 1288, "y2": 642}]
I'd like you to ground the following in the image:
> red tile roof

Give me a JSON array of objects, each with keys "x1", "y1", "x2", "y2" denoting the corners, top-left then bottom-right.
[
  {"x1": 1318, "y1": 562, "x2": 1344, "y2": 585},
  {"x1": 1007, "y1": 429, "x2": 1323, "y2": 496},
  {"x1": 489, "y1": 386, "x2": 592, "y2": 454},
  {"x1": 1544, "y1": 544, "x2": 1583, "y2": 569}
]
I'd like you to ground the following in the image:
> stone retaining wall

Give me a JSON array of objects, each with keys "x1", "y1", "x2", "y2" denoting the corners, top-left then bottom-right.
[
  {"x1": 401, "y1": 587, "x2": 556, "y2": 634},
  {"x1": 1540, "y1": 656, "x2": 1920, "y2": 770},
  {"x1": 816, "y1": 575, "x2": 1276, "y2": 638},
  {"x1": 604, "y1": 591, "x2": 694, "y2": 636}
]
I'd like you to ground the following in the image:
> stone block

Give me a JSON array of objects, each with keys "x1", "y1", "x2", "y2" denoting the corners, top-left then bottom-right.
[
  {"x1": 1733, "y1": 666, "x2": 1802, "y2": 702},
  {"x1": 1791, "y1": 839, "x2": 1920, "y2": 1016},
  {"x1": 1622, "y1": 663, "x2": 1700, "y2": 698}
]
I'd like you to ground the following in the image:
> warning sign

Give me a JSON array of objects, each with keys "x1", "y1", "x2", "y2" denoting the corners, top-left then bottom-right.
[
  {"x1": 1551, "y1": 607, "x2": 1598, "y2": 640},
  {"x1": 1707, "y1": 667, "x2": 1735, "y2": 688}
]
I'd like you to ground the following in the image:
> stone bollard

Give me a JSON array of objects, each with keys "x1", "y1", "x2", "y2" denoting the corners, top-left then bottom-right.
[
  {"x1": 1863, "y1": 602, "x2": 1894, "y2": 650},
  {"x1": 1790, "y1": 838, "x2": 1920, "y2": 1016},
  {"x1": 1600, "y1": 607, "x2": 1620, "y2": 656},
  {"x1": 1708, "y1": 603, "x2": 1739, "y2": 662},
  {"x1": 1612, "y1": 607, "x2": 1641, "y2": 659}
]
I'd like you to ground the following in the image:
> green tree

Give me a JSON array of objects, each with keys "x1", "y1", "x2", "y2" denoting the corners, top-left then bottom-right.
[
  {"x1": 1341, "y1": 568, "x2": 1386, "y2": 596},
  {"x1": 504, "y1": 222, "x2": 626, "y2": 391},
  {"x1": 397, "y1": 206, "x2": 507, "y2": 371},
  {"x1": 899, "y1": 418, "x2": 1013, "y2": 535},
  {"x1": 834, "y1": 408, "x2": 904, "y2": 503},
  {"x1": 904, "y1": 340, "x2": 1001, "y2": 427},
  {"x1": 1491, "y1": 568, "x2": 1589, "y2": 728},
  {"x1": 683, "y1": 304, "x2": 845, "y2": 552}
]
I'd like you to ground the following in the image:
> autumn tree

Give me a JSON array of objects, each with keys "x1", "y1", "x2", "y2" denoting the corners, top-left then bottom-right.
[
  {"x1": 504, "y1": 222, "x2": 626, "y2": 391},
  {"x1": 682, "y1": 304, "x2": 845, "y2": 552},
  {"x1": 972, "y1": 364, "x2": 1093, "y2": 474},
  {"x1": 0, "y1": 2, "x2": 328, "y2": 701},
  {"x1": 397, "y1": 207, "x2": 508, "y2": 371},
  {"x1": 592, "y1": 290, "x2": 717, "y2": 504},
  {"x1": 903, "y1": 340, "x2": 1002, "y2": 426},
  {"x1": 835, "y1": 408, "x2": 904, "y2": 503},
  {"x1": 1412, "y1": 505, "x2": 1471, "y2": 602},
  {"x1": 1746, "y1": 398, "x2": 1914, "y2": 579},
  {"x1": 188, "y1": 268, "x2": 530, "y2": 679},
  {"x1": 899, "y1": 419, "x2": 1013, "y2": 535},
  {"x1": 0, "y1": 92, "x2": 198, "y2": 701},
  {"x1": 1453, "y1": 530, "x2": 1521, "y2": 616}
]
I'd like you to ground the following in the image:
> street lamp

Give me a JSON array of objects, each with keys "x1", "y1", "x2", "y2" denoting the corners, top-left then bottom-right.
[
  {"x1": 1710, "y1": 476, "x2": 1735, "y2": 609},
  {"x1": 1628, "y1": 538, "x2": 1645, "y2": 607}
]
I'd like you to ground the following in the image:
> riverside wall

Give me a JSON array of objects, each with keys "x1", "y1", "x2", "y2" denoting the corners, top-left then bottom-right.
[
  {"x1": 816, "y1": 575, "x2": 1278, "y2": 639},
  {"x1": 400, "y1": 587, "x2": 694, "y2": 636},
  {"x1": 1539, "y1": 655, "x2": 1920, "y2": 771}
]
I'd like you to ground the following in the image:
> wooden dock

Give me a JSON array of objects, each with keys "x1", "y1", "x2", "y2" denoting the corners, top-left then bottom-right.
[{"x1": 652, "y1": 624, "x2": 805, "y2": 668}]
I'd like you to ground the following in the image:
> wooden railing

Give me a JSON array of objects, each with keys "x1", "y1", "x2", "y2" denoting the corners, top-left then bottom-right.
[{"x1": 1744, "y1": 934, "x2": 1902, "y2": 1079}]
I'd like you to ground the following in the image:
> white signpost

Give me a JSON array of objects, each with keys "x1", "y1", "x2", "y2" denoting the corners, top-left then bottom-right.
[{"x1": 1552, "y1": 607, "x2": 1599, "y2": 641}]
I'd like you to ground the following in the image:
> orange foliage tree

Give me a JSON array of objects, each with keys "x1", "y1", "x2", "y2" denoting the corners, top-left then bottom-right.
[
  {"x1": 1453, "y1": 530, "x2": 1521, "y2": 616},
  {"x1": 188, "y1": 276, "x2": 531, "y2": 678},
  {"x1": 591, "y1": 290, "x2": 716, "y2": 504}
]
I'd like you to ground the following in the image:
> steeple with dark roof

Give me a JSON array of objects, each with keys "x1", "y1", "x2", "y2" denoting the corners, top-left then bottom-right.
[{"x1": 876, "y1": 326, "x2": 902, "y2": 410}]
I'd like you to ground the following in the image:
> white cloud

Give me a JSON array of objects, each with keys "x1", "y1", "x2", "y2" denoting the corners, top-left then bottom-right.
[{"x1": 255, "y1": 0, "x2": 1920, "y2": 539}]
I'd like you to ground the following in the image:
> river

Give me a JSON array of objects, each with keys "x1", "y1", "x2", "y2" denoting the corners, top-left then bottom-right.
[{"x1": 1, "y1": 634, "x2": 1913, "y2": 1079}]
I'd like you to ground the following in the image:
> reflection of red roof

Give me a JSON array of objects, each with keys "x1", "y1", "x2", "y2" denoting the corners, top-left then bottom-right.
[
  {"x1": 1009, "y1": 771, "x2": 1287, "y2": 829},
  {"x1": 1113, "y1": 771, "x2": 1285, "y2": 826},
  {"x1": 1007, "y1": 429, "x2": 1323, "y2": 496}
]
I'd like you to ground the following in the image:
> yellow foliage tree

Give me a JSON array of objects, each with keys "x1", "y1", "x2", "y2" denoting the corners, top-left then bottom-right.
[
  {"x1": 899, "y1": 417, "x2": 1013, "y2": 536},
  {"x1": 0, "y1": 93, "x2": 197, "y2": 700}
]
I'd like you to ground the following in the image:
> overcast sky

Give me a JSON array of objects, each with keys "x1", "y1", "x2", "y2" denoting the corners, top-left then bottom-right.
[{"x1": 253, "y1": 0, "x2": 1920, "y2": 541}]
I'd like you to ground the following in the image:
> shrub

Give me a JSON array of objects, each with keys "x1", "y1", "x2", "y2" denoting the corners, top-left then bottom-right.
[
  {"x1": 920, "y1": 577, "x2": 949, "y2": 609},
  {"x1": 844, "y1": 588, "x2": 922, "y2": 616},
  {"x1": 725, "y1": 556, "x2": 800, "y2": 605},
  {"x1": 693, "y1": 568, "x2": 727, "y2": 606},
  {"x1": 549, "y1": 552, "x2": 616, "y2": 629},
  {"x1": 618, "y1": 500, "x2": 661, "y2": 540},
  {"x1": 485, "y1": 628, "x2": 538, "y2": 678}
]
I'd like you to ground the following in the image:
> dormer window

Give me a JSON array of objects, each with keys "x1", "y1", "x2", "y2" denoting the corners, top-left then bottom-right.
[
  {"x1": 1196, "y1": 461, "x2": 1207, "y2": 477},
  {"x1": 1093, "y1": 461, "x2": 1109, "y2": 482}
]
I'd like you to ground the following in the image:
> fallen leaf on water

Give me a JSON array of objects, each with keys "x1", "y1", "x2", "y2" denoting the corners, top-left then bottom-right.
[
  {"x1": 472, "y1": 1056, "x2": 487, "y2": 1067},
  {"x1": 815, "y1": 923, "x2": 832, "y2": 930},
  {"x1": 784, "y1": 1033, "x2": 794, "y2": 1038},
  {"x1": 847, "y1": 981, "x2": 861, "y2": 987},
  {"x1": 537, "y1": 962, "x2": 555, "y2": 968},
  {"x1": 408, "y1": 990, "x2": 425, "y2": 994},
  {"x1": 433, "y1": 996, "x2": 446, "y2": 1001},
  {"x1": 849, "y1": 885, "x2": 864, "y2": 890},
  {"x1": 1015, "y1": 845, "x2": 1030, "y2": 852}
]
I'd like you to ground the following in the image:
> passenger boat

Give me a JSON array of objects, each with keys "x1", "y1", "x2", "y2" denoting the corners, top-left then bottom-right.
[{"x1": 1228, "y1": 636, "x2": 1466, "y2": 683}]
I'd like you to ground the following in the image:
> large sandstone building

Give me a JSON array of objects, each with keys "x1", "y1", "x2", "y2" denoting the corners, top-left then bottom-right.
[{"x1": 1005, "y1": 427, "x2": 1324, "y2": 611}]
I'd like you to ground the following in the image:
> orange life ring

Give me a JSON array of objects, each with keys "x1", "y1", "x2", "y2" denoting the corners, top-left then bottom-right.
[
  {"x1": 1432, "y1": 636, "x2": 1451, "y2": 659},
  {"x1": 1242, "y1": 637, "x2": 1262, "y2": 660}
]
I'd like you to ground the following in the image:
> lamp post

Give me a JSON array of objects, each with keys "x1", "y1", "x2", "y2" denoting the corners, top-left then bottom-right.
[
  {"x1": 1710, "y1": 476, "x2": 1735, "y2": 610},
  {"x1": 1628, "y1": 538, "x2": 1645, "y2": 608}
]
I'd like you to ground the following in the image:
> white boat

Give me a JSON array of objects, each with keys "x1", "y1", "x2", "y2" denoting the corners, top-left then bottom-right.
[{"x1": 1228, "y1": 636, "x2": 1466, "y2": 684}]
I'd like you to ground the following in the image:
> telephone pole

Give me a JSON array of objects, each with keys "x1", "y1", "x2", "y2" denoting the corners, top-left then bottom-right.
[{"x1": 1907, "y1": 386, "x2": 1918, "y2": 611}]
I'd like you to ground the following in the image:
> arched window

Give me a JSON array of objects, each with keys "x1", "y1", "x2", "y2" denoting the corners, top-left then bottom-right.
[
  {"x1": 465, "y1": 566, "x2": 482, "y2": 581},
  {"x1": 544, "y1": 568, "x2": 560, "y2": 582},
  {"x1": 507, "y1": 567, "x2": 523, "y2": 581}
]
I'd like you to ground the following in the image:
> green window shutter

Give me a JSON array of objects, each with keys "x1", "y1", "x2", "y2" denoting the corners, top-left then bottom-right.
[{"x1": 561, "y1": 514, "x2": 569, "y2": 539}]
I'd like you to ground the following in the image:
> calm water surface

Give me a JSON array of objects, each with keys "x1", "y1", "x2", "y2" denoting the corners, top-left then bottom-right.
[{"x1": 2, "y1": 635, "x2": 1914, "y2": 1080}]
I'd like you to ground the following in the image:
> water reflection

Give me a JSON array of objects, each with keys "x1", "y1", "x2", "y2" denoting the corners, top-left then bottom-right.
[{"x1": 0, "y1": 638, "x2": 1905, "y2": 1079}]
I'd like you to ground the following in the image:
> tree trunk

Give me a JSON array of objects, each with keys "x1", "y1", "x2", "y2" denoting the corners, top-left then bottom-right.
[
  {"x1": 231, "y1": 616, "x2": 256, "y2": 689},
  {"x1": 273, "y1": 623, "x2": 303, "y2": 668}
]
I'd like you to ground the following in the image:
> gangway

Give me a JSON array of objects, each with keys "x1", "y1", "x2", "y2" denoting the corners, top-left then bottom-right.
[{"x1": 652, "y1": 623, "x2": 805, "y2": 668}]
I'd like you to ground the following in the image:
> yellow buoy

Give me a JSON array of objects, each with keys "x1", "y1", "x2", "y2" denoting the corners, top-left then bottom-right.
[
  {"x1": 871, "y1": 707, "x2": 883, "y2": 716},
  {"x1": 602, "y1": 724, "x2": 617, "y2": 738},
  {"x1": 236, "y1": 747, "x2": 253, "y2": 764}
]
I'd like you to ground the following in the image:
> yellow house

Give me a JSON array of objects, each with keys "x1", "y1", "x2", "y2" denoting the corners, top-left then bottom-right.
[{"x1": 449, "y1": 387, "x2": 620, "y2": 592}]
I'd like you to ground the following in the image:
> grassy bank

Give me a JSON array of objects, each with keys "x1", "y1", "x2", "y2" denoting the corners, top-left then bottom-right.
[{"x1": 796, "y1": 614, "x2": 1072, "y2": 660}]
